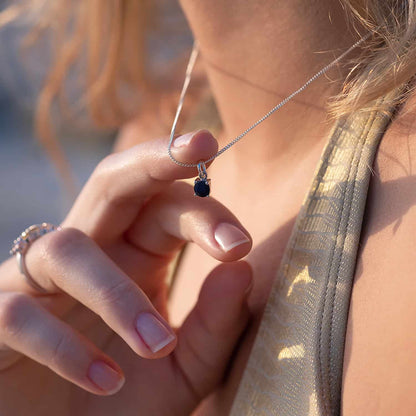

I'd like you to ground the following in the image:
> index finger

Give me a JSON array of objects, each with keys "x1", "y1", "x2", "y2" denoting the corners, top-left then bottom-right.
[{"x1": 63, "y1": 130, "x2": 218, "y2": 244}]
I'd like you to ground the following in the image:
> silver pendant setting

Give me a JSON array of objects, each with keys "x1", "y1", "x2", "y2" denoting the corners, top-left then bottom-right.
[{"x1": 194, "y1": 161, "x2": 211, "y2": 197}]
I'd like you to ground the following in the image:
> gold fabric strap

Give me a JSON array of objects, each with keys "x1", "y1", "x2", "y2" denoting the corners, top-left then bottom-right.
[{"x1": 230, "y1": 94, "x2": 400, "y2": 416}]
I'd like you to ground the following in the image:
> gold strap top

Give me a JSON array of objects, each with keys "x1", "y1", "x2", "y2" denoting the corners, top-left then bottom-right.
[{"x1": 229, "y1": 92, "x2": 400, "y2": 416}]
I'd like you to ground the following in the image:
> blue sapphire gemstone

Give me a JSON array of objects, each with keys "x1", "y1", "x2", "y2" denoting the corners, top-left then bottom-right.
[{"x1": 194, "y1": 179, "x2": 210, "y2": 197}]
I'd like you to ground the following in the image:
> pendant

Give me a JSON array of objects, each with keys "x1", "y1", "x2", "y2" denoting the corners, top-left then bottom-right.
[{"x1": 194, "y1": 161, "x2": 211, "y2": 197}]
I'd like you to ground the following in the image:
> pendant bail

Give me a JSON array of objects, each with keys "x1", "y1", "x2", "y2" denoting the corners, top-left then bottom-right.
[{"x1": 197, "y1": 161, "x2": 208, "y2": 180}]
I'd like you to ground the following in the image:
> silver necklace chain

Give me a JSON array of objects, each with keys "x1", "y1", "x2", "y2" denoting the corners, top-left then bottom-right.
[{"x1": 168, "y1": 33, "x2": 371, "y2": 169}]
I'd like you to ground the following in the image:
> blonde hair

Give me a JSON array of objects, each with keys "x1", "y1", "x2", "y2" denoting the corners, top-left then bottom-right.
[
  {"x1": 1, "y1": 1, "x2": 416, "y2": 193},
  {"x1": 331, "y1": 0, "x2": 416, "y2": 116},
  {"x1": 25, "y1": 0, "x2": 416, "y2": 120}
]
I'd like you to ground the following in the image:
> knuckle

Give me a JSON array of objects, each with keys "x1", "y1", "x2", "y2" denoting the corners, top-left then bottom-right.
[
  {"x1": 193, "y1": 303, "x2": 220, "y2": 341},
  {"x1": 49, "y1": 331, "x2": 74, "y2": 368},
  {"x1": 93, "y1": 153, "x2": 119, "y2": 179},
  {"x1": 92, "y1": 154, "x2": 135, "y2": 207},
  {"x1": 93, "y1": 279, "x2": 137, "y2": 311},
  {"x1": 182, "y1": 307, "x2": 218, "y2": 374},
  {"x1": 0, "y1": 293, "x2": 33, "y2": 337},
  {"x1": 41, "y1": 227, "x2": 90, "y2": 263},
  {"x1": 101, "y1": 188, "x2": 135, "y2": 209}
]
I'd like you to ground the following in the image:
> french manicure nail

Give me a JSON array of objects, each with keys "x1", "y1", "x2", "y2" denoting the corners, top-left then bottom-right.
[
  {"x1": 214, "y1": 223, "x2": 251, "y2": 252},
  {"x1": 87, "y1": 361, "x2": 125, "y2": 394},
  {"x1": 173, "y1": 131, "x2": 196, "y2": 148},
  {"x1": 135, "y1": 312, "x2": 176, "y2": 353}
]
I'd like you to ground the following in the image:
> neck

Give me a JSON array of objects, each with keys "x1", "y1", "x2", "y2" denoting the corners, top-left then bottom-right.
[{"x1": 180, "y1": 0, "x2": 362, "y2": 176}]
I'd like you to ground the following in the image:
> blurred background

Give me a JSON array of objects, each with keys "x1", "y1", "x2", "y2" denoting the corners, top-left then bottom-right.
[{"x1": 0, "y1": 0, "x2": 193, "y2": 261}]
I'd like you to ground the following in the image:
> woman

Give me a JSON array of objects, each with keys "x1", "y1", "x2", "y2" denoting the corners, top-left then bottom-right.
[{"x1": 1, "y1": 1, "x2": 416, "y2": 415}]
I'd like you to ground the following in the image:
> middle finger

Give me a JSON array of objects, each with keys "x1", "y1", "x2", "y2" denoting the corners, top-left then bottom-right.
[{"x1": 126, "y1": 180, "x2": 252, "y2": 262}]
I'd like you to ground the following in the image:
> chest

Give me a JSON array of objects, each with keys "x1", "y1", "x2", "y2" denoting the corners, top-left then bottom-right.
[
  {"x1": 168, "y1": 194, "x2": 299, "y2": 326},
  {"x1": 167, "y1": 188, "x2": 306, "y2": 414},
  {"x1": 168, "y1": 209, "x2": 297, "y2": 415},
  {"x1": 168, "y1": 157, "x2": 317, "y2": 322},
  {"x1": 167, "y1": 150, "x2": 325, "y2": 413}
]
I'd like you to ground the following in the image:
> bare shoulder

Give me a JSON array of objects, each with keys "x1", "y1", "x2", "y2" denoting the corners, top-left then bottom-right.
[{"x1": 342, "y1": 93, "x2": 416, "y2": 415}]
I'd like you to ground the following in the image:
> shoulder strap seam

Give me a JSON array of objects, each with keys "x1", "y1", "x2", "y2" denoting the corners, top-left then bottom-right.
[{"x1": 317, "y1": 109, "x2": 380, "y2": 415}]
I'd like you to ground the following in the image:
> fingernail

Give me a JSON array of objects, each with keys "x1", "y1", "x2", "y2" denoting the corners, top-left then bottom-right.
[
  {"x1": 135, "y1": 312, "x2": 176, "y2": 353},
  {"x1": 173, "y1": 131, "x2": 196, "y2": 148},
  {"x1": 214, "y1": 223, "x2": 251, "y2": 252},
  {"x1": 87, "y1": 361, "x2": 125, "y2": 394}
]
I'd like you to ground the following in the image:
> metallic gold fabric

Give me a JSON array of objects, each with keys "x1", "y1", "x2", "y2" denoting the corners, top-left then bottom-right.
[{"x1": 229, "y1": 95, "x2": 399, "y2": 416}]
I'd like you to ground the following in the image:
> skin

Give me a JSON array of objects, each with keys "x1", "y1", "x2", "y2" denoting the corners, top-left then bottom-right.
[
  {"x1": 1, "y1": 1, "x2": 416, "y2": 415},
  {"x1": 0, "y1": 131, "x2": 255, "y2": 415}
]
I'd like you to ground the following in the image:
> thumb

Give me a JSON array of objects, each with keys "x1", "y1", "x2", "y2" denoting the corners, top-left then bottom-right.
[{"x1": 173, "y1": 260, "x2": 253, "y2": 408}]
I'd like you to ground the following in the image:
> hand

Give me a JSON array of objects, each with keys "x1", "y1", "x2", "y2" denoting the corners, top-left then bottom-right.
[{"x1": 0, "y1": 130, "x2": 253, "y2": 415}]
